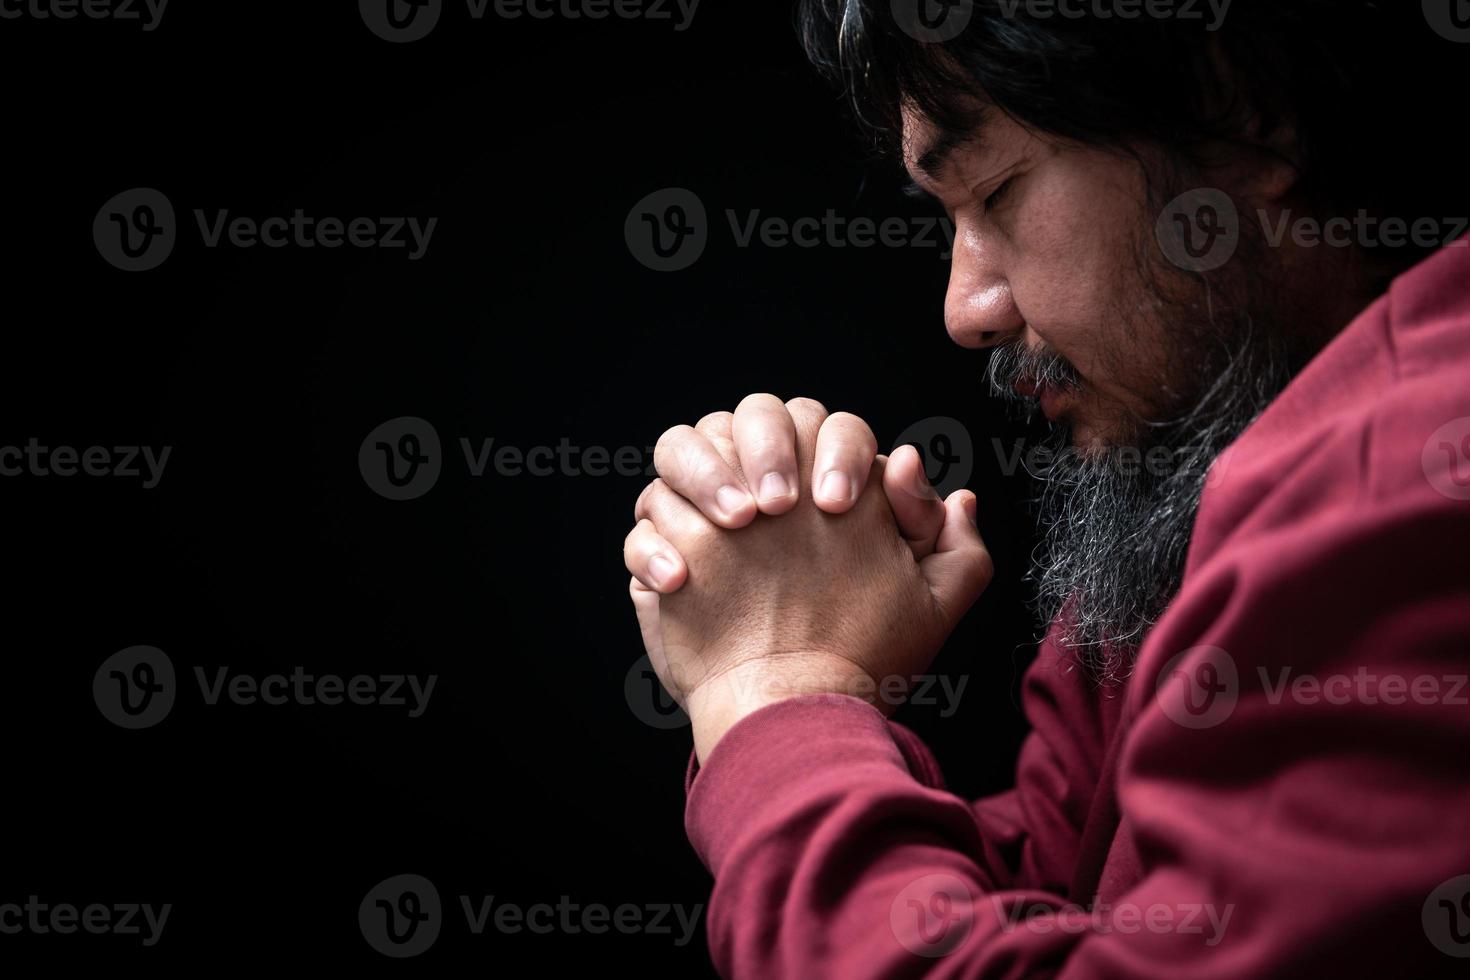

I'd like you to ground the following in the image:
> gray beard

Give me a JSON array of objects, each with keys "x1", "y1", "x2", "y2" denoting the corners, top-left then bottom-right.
[{"x1": 988, "y1": 322, "x2": 1296, "y2": 682}]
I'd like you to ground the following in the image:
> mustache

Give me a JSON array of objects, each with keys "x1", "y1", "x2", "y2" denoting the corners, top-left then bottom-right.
[{"x1": 986, "y1": 340, "x2": 1082, "y2": 403}]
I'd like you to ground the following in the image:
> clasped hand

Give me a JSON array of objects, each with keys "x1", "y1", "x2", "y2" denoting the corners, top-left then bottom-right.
[{"x1": 623, "y1": 395, "x2": 993, "y2": 761}]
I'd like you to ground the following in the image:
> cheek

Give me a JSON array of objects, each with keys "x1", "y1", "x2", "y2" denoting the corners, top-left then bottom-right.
[
  {"x1": 1008, "y1": 162, "x2": 1161, "y2": 384},
  {"x1": 1006, "y1": 223, "x2": 1116, "y2": 373},
  {"x1": 1018, "y1": 166, "x2": 1142, "y2": 299}
]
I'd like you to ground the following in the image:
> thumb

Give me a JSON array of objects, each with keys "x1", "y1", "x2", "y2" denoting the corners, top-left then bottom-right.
[
  {"x1": 881, "y1": 444, "x2": 947, "y2": 559},
  {"x1": 917, "y1": 490, "x2": 994, "y2": 629}
]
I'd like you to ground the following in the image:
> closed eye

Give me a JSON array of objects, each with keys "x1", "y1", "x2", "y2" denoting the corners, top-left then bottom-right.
[
  {"x1": 983, "y1": 175, "x2": 1017, "y2": 213},
  {"x1": 901, "y1": 179, "x2": 940, "y2": 205}
]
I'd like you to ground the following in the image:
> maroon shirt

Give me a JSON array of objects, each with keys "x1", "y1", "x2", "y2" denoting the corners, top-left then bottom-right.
[{"x1": 682, "y1": 239, "x2": 1470, "y2": 977}]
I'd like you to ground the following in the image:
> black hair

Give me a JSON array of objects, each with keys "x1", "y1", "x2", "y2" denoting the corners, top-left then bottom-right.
[{"x1": 797, "y1": 0, "x2": 1467, "y2": 272}]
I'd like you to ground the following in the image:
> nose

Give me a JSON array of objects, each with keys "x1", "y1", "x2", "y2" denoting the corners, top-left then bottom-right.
[{"x1": 944, "y1": 223, "x2": 1024, "y2": 349}]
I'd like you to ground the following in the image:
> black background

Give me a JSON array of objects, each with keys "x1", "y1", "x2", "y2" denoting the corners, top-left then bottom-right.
[{"x1": 2, "y1": 1, "x2": 1047, "y2": 971}]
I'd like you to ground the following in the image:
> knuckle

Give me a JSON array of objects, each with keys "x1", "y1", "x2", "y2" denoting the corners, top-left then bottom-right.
[
  {"x1": 784, "y1": 396, "x2": 828, "y2": 421},
  {"x1": 636, "y1": 479, "x2": 672, "y2": 517},
  {"x1": 654, "y1": 432, "x2": 707, "y2": 481},
  {"x1": 735, "y1": 392, "x2": 783, "y2": 414},
  {"x1": 826, "y1": 411, "x2": 878, "y2": 448},
  {"x1": 696, "y1": 411, "x2": 733, "y2": 433},
  {"x1": 655, "y1": 423, "x2": 694, "y2": 452},
  {"x1": 740, "y1": 431, "x2": 794, "y2": 463},
  {"x1": 633, "y1": 481, "x2": 655, "y2": 518},
  {"x1": 966, "y1": 544, "x2": 996, "y2": 583},
  {"x1": 623, "y1": 518, "x2": 655, "y2": 555},
  {"x1": 652, "y1": 425, "x2": 695, "y2": 469},
  {"x1": 684, "y1": 453, "x2": 728, "y2": 488}
]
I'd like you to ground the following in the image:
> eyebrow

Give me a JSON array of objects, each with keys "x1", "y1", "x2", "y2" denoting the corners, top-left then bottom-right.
[{"x1": 912, "y1": 128, "x2": 981, "y2": 184}]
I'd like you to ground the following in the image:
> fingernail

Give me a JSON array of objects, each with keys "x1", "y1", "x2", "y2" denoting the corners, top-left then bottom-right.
[
  {"x1": 716, "y1": 484, "x2": 752, "y2": 518},
  {"x1": 818, "y1": 470, "x2": 851, "y2": 505},
  {"x1": 759, "y1": 471, "x2": 791, "y2": 503},
  {"x1": 648, "y1": 554, "x2": 677, "y2": 589},
  {"x1": 964, "y1": 493, "x2": 979, "y2": 527}
]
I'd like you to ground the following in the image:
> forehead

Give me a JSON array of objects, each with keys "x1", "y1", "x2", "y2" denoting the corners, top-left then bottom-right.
[
  {"x1": 900, "y1": 102, "x2": 993, "y2": 183},
  {"x1": 900, "y1": 104, "x2": 944, "y2": 164}
]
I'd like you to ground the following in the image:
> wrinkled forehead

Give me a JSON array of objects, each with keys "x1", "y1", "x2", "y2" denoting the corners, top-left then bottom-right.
[
  {"x1": 900, "y1": 101, "x2": 993, "y2": 186},
  {"x1": 899, "y1": 104, "x2": 936, "y2": 168}
]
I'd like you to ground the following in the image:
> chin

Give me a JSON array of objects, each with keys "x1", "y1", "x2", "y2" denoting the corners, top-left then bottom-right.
[
  {"x1": 1062, "y1": 406, "x2": 1149, "y2": 455},
  {"x1": 1064, "y1": 423, "x2": 1111, "y2": 455}
]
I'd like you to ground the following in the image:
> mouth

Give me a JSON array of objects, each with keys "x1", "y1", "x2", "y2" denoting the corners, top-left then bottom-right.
[{"x1": 1013, "y1": 378, "x2": 1076, "y2": 423}]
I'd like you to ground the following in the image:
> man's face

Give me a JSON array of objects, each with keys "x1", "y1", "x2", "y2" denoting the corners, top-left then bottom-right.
[
  {"x1": 901, "y1": 101, "x2": 1303, "y2": 663},
  {"x1": 901, "y1": 104, "x2": 1186, "y2": 450}
]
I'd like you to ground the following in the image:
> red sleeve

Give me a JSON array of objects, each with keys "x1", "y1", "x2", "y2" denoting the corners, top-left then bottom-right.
[
  {"x1": 681, "y1": 635, "x2": 1127, "y2": 978},
  {"x1": 682, "y1": 484, "x2": 1470, "y2": 977},
  {"x1": 683, "y1": 627, "x2": 1120, "y2": 894}
]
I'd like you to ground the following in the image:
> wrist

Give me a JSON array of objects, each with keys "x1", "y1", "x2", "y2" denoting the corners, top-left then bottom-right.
[{"x1": 685, "y1": 653, "x2": 878, "y2": 764}]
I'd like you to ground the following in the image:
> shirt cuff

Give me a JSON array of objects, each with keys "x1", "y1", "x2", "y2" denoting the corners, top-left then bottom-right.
[{"x1": 681, "y1": 694, "x2": 946, "y2": 870}]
